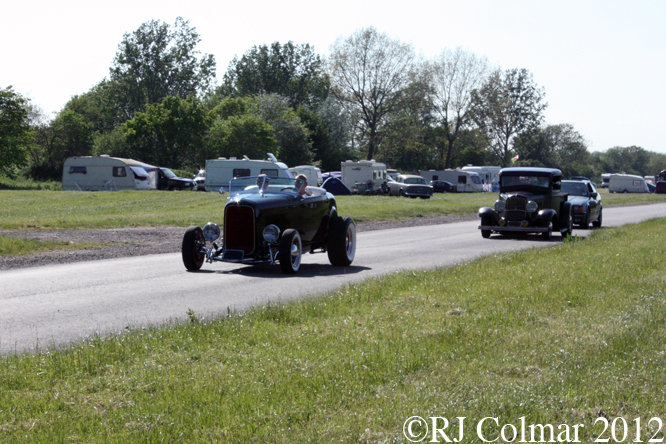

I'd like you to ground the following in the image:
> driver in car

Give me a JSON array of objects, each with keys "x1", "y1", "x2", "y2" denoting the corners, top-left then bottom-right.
[
  {"x1": 256, "y1": 174, "x2": 269, "y2": 191},
  {"x1": 295, "y1": 174, "x2": 312, "y2": 196}
]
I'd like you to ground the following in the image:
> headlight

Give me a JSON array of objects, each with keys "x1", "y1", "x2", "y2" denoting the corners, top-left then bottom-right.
[
  {"x1": 202, "y1": 222, "x2": 220, "y2": 242},
  {"x1": 526, "y1": 201, "x2": 538, "y2": 213},
  {"x1": 494, "y1": 200, "x2": 506, "y2": 212},
  {"x1": 263, "y1": 224, "x2": 281, "y2": 243}
]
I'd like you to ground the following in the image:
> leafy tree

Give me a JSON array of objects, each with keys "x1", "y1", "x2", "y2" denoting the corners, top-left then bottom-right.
[
  {"x1": 122, "y1": 96, "x2": 211, "y2": 169},
  {"x1": 596, "y1": 146, "x2": 651, "y2": 177},
  {"x1": 204, "y1": 114, "x2": 278, "y2": 162},
  {"x1": 29, "y1": 109, "x2": 94, "y2": 180},
  {"x1": 380, "y1": 79, "x2": 437, "y2": 171},
  {"x1": 64, "y1": 80, "x2": 124, "y2": 133},
  {"x1": 328, "y1": 27, "x2": 415, "y2": 160},
  {"x1": 648, "y1": 153, "x2": 666, "y2": 177},
  {"x1": 513, "y1": 124, "x2": 591, "y2": 178},
  {"x1": 221, "y1": 41, "x2": 329, "y2": 109},
  {"x1": 427, "y1": 47, "x2": 490, "y2": 168},
  {"x1": 255, "y1": 94, "x2": 313, "y2": 166},
  {"x1": 110, "y1": 17, "x2": 216, "y2": 120},
  {"x1": 296, "y1": 100, "x2": 353, "y2": 172},
  {"x1": 0, "y1": 86, "x2": 33, "y2": 175},
  {"x1": 471, "y1": 68, "x2": 547, "y2": 166}
]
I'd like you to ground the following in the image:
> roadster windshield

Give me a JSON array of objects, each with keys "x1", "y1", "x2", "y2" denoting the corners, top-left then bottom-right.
[{"x1": 228, "y1": 176, "x2": 303, "y2": 196}]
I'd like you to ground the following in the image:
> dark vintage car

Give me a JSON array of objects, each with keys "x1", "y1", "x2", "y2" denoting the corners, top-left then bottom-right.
[
  {"x1": 561, "y1": 180, "x2": 602, "y2": 228},
  {"x1": 478, "y1": 167, "x2": 573, "y2": 240},
  {"x1": 387, "y1": 174, "x2": 433, "y2": 198},
  {"x1": 429, "y1": 180, "x2": 455, "y2": 193},
  {"x1": 181, "y1": 176, "x2": 356, "y2": 274}
]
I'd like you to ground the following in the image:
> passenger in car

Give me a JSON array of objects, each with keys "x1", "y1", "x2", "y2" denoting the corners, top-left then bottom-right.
[{"x1": 295, "y1": 174, "x2": 312, "y2": 196}]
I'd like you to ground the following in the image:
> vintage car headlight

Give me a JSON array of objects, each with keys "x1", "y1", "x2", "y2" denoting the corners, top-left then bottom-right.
[
  {"x1": 494, "y1": 200, "x2": 506, "y2": 212},
  {"x1": 263, "y1": 224, "x2": 281, "y2": 243},
  {"x1": 526, "y1": 200, "x2": 538, "y2": 213},
  {"x1": 202, "y1": 222, "x2": 220, "y2": 242}
]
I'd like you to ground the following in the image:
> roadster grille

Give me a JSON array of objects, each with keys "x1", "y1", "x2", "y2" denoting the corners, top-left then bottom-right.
[
  {"x1": 505, "y1": 196, "x2": 527, "y2": 222},
  {"x1": 224, "y1": 205, "x2": 255, "y2": 255}
]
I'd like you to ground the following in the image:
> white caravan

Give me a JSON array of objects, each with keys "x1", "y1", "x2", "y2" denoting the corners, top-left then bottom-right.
[
  {"x1": 600, "y1": 173, "x2": 611, "y2": 188},
  {"x1": 608, "y1": 174, "x2": 649, "y2": 193},
  {"x1": 418, "y1": 169, "x2": 484, "y2": 193},
  {"x1": 205, "y1": 153, "x2": 292, "y2": 191},
  {"x1": 340, "y1": 160, "x2": 388, "y2": 194},
  {"x1": 289, "y1": 165, "x2": 323, "y2": 186},
  {"x1": 461, "y1": 165, "x2": 501, "y2": 191},
  {"x1": 62, "y1": 156, "x2": 152, "y2": 191}
]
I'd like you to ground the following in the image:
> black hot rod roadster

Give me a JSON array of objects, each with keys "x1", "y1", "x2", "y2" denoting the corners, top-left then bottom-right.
[{"x1": 181, "y1": 176, "x2": 356, "y2": 274}]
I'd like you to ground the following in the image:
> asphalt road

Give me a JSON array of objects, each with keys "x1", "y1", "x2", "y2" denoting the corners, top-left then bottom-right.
[{"x1": 2, "y1": 203, "x2": 666, "y2": 355}]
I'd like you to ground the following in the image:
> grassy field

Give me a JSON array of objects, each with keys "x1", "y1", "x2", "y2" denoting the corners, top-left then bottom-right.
[
  {"x1": 1, "y1": 218, "x2": 665, "y2": 442},
  {"x1": 1, "y1": 187, "x2": 666, "y2": 231}
]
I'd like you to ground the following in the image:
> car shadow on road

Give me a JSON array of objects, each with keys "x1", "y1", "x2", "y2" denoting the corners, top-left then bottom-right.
[{"x1": 190, "y1": 263, "x2": 371, "y2": 278}]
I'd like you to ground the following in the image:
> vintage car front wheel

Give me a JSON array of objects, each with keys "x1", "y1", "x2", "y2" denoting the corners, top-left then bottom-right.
[
  {"x1": 481, "y1": 216, "x2": 492, "y2": 239},
  {"x1": 327, "y1": 216, "x2": 356, "y2": 266},
  {"x1": 279, "y1": 229, "x2": 302, "y2": 274},
  {"x1": 182, "y1": 226, "x2": 205, "y2": 271}
]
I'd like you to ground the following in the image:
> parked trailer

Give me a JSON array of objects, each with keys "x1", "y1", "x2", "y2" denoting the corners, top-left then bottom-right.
[
  {"x1": 418, "y1": 169, "x2": 484, "y2": 192},
  {"x1": 62, "y1": 156, "x2": 151, "y2": 191},
  {"x1": 461, "y1": 165, "x2": 501, "y2": 191},
  {"x1": 600, "y1": 173, "x2": 611, "y2": 188},
  {"x1": 289, "y1": 165, "x2": 323, "y2": 186},
  {"x1": 205, "y1": 153, "x2": 292, "y2": 191},
  {"x1": 341, "y1": 160, "x2": 388, "y2": 194},
  {"x1": 608, "y1": 174, "x2": 649, "y2": 193}
]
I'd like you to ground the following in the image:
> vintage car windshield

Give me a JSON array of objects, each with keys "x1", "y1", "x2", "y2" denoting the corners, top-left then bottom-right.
[
  {"x1": 228, "y1": 176, "x2": 302, "y2": 196},
  {"x1": 405, "y1": 177, "x2": 427, "y2": 185},
  {"x1": 561, "y1": 181, "x2": 589, "y2": 196},
  {"x1": 500, "y1": 174, "x2": 550, "y2": 191}
]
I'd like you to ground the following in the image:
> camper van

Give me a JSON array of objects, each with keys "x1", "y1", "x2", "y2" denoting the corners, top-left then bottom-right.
[
  {"x1": 205, "y1": 153, "x2": 292, "y2": 191},
  {"x1": 62, "y1": 156, "x2": 152, "y2": 191},
  {"x1": 418, "y1": 169, "x2": 484, "y2": 193},
  {"x1": 600, "y1": 173, "x2": 611, "y2": 188},
  {"x1": 608, "y1": 174, "x2": 649, "y2": 193},
  {"x1": 461, "y1": 165, "x2": 501, "y2": 191},
  {"x1": 341, "y1": 160, "x2": 388, "y2": 194},
  {"x1": 289, "y1": 165, "x2": 323, "y2": 186}
]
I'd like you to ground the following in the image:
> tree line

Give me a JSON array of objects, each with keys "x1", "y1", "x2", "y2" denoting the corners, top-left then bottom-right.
[{"x1": 2, "y1": 18, "x2": 666, "y2": 183}]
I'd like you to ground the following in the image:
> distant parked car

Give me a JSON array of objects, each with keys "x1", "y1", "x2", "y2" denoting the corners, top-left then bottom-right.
[
  {"x1": 570, "y1": 176, "x2": 590, "y2": 181},
  {"x1": 429, "y1": 180, "x2": 455, "y2": 193},
  {"x1": 656, "y1": 181, "x2": 666, "y2": 194},
  {"x1": 647, "y1": 182, "x2": 656, "y2": 193},
  {"x1": 387, "y1": 175, "x2": 433, "y2": 199},
  {"x1": 561, "y1": 180, "x2": 602, "y2": 229},
  {"x1": 193, "y1": 169, "x2": 206, "y2": 191},
  {"x1": 158, "y1": 168, "x2": 195, "y2": 191}
]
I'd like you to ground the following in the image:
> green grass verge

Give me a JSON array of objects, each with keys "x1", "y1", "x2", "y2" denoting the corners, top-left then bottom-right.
[
  {"x1": 3, "y1": 189, "x2": 666, "y2": 231},
  {"x1": 1, "y1": 219, "x2": 665, "y2": 442},
  {"x1": 0, "y1": 236, "x2": 105, "y2": 257}
]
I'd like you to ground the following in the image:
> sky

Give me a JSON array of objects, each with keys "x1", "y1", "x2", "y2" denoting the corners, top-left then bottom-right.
[{"x1": 2, "y1": 0, "x2": 665, "y2": 154}]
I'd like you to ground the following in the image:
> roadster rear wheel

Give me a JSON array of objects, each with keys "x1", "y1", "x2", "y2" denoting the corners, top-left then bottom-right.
[
  {"x1": 327, "y1": 216, "x2": 356, "y2": 266},
  {"x1": 279, "y1": 229, "x2": 302, "y2": 274},
  {"x1": 182, "y1": 226, "x2": 205, "y2": 271}
]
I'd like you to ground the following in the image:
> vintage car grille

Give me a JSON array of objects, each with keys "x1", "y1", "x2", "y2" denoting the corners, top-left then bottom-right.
[
  {"x1": 224, "y1": 205, "x2": 255, "y2": 255},
  {"x1": 505, "y1": 196, "x2": 527, "y2": 222}
]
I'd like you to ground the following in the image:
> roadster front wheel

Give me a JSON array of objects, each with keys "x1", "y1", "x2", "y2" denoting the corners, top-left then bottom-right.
[
  {"x1": 182, "y1": 226, "x2": 205, "y2": 271},
  {"x1": 279, "y1": 229, "x2": 302, "y2": 274},
  {"x1": 327, "y1": 216, "x2": 356, "y2": 266}
]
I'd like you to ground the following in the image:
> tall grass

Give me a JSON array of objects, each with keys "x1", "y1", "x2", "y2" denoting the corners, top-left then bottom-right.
[{"x1": 1, "y1": 219, "x2": 665, "y2": 442}]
